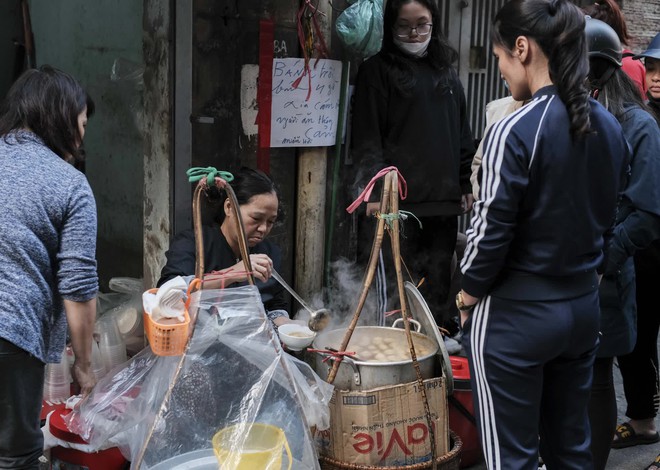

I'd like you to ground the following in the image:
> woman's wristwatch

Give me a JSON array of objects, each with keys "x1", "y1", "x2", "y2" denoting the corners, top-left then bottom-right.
[{"x1": 456, "y1": 291, "x2": 477, "y2": 312}]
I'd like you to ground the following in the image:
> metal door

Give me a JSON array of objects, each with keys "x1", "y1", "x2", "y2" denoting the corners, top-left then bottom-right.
[{"x1": 441, "y1": 0, "x2": 509, "y2": 141}]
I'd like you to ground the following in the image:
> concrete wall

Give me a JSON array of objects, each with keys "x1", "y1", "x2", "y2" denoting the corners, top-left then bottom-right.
[
  {"x1": 29, "y1": 0, "x2": 145, "y2": 290},
  {"x1": 573, "y1": 0, "x2": 660, "y2": 52},
  {"x1": 142, "y1": 0, "x2": 172, "y2": 289},
  {"x1": 0, "y1": 1, "x2": 23, "y2": 99}
]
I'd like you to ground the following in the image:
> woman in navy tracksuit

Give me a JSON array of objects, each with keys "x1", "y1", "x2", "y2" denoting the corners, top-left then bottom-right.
[{"x1": 456, "y1": 1, "x2": 630, "y2": 469}]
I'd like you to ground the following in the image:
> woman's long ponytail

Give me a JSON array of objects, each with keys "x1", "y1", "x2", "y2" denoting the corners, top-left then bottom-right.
[
  {"x1": 547, "y1": 1, "x2": 591, "y2": 137},
  {"x1": 493, "y1": 0, "x2": 591, "y2": 138}
]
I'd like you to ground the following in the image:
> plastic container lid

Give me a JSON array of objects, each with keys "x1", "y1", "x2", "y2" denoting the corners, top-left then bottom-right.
[
  {"x1": 450, "y1": 356, "x2": 470, "y2": 381},
  {"x1": 41, "y1": 402, "x2": 66, "y2": 422}
]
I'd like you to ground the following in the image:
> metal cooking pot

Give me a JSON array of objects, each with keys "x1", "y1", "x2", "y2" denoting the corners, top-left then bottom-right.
[{"x1": 311, "y1": 324, "x2": 438, "y2": 390}]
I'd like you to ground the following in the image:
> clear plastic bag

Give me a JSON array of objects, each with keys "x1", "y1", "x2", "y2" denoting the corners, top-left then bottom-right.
[
  {"x1": 96, "y1": 277, "x2": 145, "y2": 356},
  {"x1": 282, "y1": 353, "x2": 334, "y2": 431},
  {"x1": 64, "y1": 347, "x2": 180, "y2": 448},
  {"x1": 335, "y1": 0, "x2": 384, "y2": 58},
  {"x1": 67, "y1": 286, "x2": 331, "y2": 469},
  {"x1": 108, "y1": 277, "x2": 144, "y2": 294}
]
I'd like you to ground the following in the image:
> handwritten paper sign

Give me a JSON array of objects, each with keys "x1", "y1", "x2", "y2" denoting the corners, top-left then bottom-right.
[{"x1": 270, "y1": 58, "x2": 343, "y2": 147}]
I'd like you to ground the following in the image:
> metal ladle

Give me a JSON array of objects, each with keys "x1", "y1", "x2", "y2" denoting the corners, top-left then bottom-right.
[{"x1": 271, "y1": 269, "x2": 331, "y2": 332}]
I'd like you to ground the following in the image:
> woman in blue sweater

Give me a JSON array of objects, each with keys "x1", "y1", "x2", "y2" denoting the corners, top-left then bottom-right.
[{"x1": 0, "y1": 66, "x2": 98, "y2": 470}]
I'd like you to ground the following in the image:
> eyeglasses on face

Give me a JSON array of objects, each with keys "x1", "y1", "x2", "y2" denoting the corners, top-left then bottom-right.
[{"x1": 394, "y1": 23, "x2": 433, "y2": 38}]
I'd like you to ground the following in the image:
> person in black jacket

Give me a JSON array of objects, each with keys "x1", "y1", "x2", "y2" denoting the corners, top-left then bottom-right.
[
  {"x1": 457, "y1": 1, "x2": 630, "y2": 468},
  {"x1": 583, "y1": 19, "x2": 660, "y2": 470},
  {"x1": 158, "y1": 167, "x2": 296, "y2": 327},
  {"x1": 350, "y1": 0, "x2": 474, "y2": 330},
  {"x1": 607, "y1": 33, "x2": 660, "y2": 470},
  {"x1": 630, "y1": 33, "x2": 660, "y2": 470},
  {"x1": 634, "y1": 32, "x2": 660, "y2": 121}
]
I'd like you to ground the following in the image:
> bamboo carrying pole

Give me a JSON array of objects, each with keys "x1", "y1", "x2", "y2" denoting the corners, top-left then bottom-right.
[
  {"x1": 133, "y1": 179, "x2": 254, "y2": 468},
  {"x1": 325, "y1": 170, "x2": 438, "y2": 469},
  {"x1": 388, "y1": 176, "x2": 437, "y2": 470},
  {"x1": 325, "y1": 175, "x2": 392, "y2": 385}
]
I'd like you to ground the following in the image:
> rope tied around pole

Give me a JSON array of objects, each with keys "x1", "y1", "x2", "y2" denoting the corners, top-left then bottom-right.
[
  {"x1": 346, "y1": 166, "x2": 407, "y2": 214},
  {"x1": 186, "y1": 167, "x2": 234, "y2": 187},
  {"x1": 376, "y1": 210, "x2": 423, "y2": 233},
  {"x1": 292, "y1": 0, "x2": 329, "y2": 101},
  {"x1": 307, "y1": 348, "x2": 358, "y2": 363},
  {"x1": 399, "y1": 210, "x2": 423, "y2": 229},
  {"x1": 203, "y1": 267, "x2": 256, "y2": 290}
]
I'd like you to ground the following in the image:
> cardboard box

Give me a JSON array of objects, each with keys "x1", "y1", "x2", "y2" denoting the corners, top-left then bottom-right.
[{"x1": 316, "y1": 377, "x2": 448, "y2": 467}]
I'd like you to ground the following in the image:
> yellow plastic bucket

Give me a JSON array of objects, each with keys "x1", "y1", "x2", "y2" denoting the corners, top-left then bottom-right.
[{"x1": 212, "y1": 423, "x2": 292, "y2": 470}]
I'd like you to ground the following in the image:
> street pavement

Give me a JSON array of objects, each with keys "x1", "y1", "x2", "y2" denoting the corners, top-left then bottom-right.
[{"x1": 463, "y1": 333, "x2": 660, "y2": 469}]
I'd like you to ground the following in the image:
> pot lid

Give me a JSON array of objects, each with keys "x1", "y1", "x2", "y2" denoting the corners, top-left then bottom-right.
[{"x1": 404, "y1": 281, "x2": 454, "y2": 395}]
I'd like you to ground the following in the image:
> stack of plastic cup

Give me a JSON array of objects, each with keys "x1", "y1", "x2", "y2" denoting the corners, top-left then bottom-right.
[
  {"x1": 97, "y1": 315, "x2": 127, "y2": 373},
  {"x1": 91, "y1": 340, "x2": 107, "y2": 381},
  {"x1": 43, "y1": 349, "x2": 72, "y2": 403}
]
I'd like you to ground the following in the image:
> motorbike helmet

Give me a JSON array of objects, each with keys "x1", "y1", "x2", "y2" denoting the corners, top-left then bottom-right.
[
  {"x1": 585, "y1": 17, "x2": 623, "y2": 67},
  {"x1": 633, "y1": 32, "x2": 660, "y2": 61}
]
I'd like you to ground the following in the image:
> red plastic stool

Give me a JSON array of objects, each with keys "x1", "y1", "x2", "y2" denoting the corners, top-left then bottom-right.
[{"x1": 49, "y1": 408, "x2": 127, "y2": 470}]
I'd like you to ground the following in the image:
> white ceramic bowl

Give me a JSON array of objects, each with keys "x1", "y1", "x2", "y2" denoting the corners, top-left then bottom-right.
[{"x1": 278, "y1": 324, "x2": 316, "y2": 351}]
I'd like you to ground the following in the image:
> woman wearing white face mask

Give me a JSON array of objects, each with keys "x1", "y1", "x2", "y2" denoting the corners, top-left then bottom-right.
[{"x1": 351, "y1": 0, "x2": 475, "y2": 333}]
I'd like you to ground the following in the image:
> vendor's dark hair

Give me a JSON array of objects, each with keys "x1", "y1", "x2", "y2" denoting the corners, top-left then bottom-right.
[
  {"x1": 582, "y1": 0, "x2": 631, "y2": 46},
  {"x1": 492, "y1": 0, "x2": 591, "y2": 138},
  {"x1": 0, "y1": 65, "x2": 92, "y2": 164},
  {"x1": 381, "y1": 0, "x2": 458, "y2": 93},
  {"x1": 210, "y1": 167, "x2": 283, "y2": 224},
  {"x1": 590, "y1": 61, "x2": 654, "y2": 122}
]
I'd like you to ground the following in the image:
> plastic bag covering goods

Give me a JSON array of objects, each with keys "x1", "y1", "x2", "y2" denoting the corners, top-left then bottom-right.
[{"x1": 66, "y1": 285, "x2": 333, "y2": 469}]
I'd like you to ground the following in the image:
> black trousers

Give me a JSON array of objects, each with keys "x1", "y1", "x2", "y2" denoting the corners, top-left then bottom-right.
[
  {"x1": 589, "y1": 356, "x2": 617, "y2": 470},
  {"x1": 0, "y1": 338, "x2": 44, "y2": 470},
  {"x1": 358, "y1": 214, "x2": 457, "y2": 326},
  {"x1": 618, "y1": 249, "x2": 660, "y2": 420}
]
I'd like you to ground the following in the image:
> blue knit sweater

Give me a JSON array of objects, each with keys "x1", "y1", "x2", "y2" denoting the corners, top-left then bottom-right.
[{"x1": 0, "y1": 131, "x2": 98, "y2": 363}]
